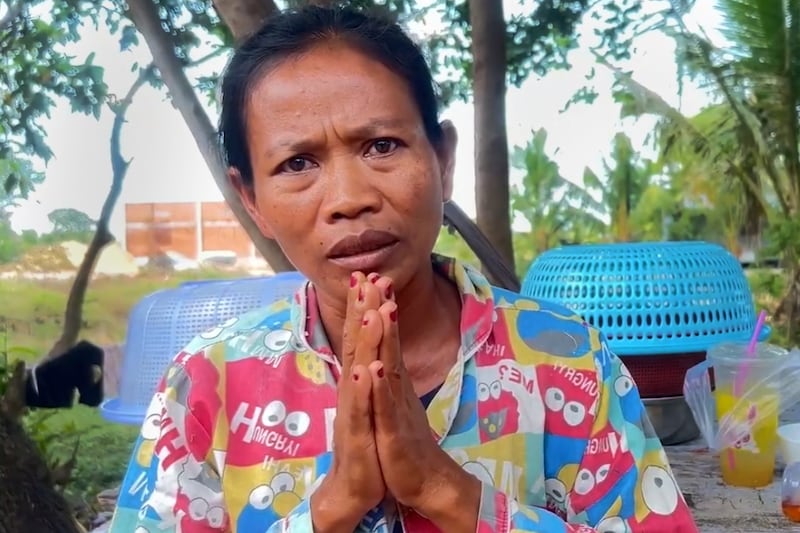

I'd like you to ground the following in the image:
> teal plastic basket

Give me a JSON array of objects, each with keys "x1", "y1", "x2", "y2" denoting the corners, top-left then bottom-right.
[{"x1": 521, "y1": 241, "x2": 769, "y2": 356}]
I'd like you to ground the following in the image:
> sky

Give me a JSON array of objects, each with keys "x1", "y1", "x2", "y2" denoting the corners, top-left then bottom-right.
[{"x1": 8, "y1": 1, "x2": 722, "y2": 244}]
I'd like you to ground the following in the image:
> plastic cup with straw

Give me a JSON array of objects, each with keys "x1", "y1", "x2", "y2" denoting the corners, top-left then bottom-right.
[{"x1": 727, "y1": 310, "x2": 768, "y2": 469}]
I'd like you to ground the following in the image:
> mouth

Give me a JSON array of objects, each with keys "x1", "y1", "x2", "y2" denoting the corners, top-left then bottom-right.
[{"x1": 326, "y1": 229, "x2": 400, "y2": 271}]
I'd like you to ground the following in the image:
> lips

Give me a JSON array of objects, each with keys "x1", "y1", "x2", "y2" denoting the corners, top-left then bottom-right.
[{"x1": 327, "y1": 229, "x2": 399, "y2": 259}]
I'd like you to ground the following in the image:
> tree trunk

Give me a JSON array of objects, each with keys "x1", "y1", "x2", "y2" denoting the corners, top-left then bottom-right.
[
  {"x1": 212, "y1": 0, "x2": 279, "y2": 43},
  {"x1": 468, "y1": 0, "x2": 515, "y2": 270},
  {"x1": 0, "y1": 362, "x2": 82, "y2": 533},
  {"x1": 126, "y1": 0, "x2": 294, "y2": 272}
]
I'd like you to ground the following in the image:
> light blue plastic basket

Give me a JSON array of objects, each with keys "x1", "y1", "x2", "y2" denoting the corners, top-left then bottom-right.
[
  {"x1": 521, "y1": 241, "x2": 769, "y2": 356},
  {"x1": 101, "y1": 271, "x2": 307, "y2": 425}
]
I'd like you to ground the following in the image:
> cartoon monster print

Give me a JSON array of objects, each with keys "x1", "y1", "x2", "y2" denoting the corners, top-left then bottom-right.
[
  {"x1": 116, "y1": 398, "x2": 164, "y2": 517},
  {"x1": 476, "y1": 377, "x2": 520, "y2": 442},
  {"x1": 449, "y1": 374, "x2": 477, "y2": 436},
  {"x1": 595, "y1": 516, "x2": 632, "y2": 533},
  {"x1": 173, "y1": 458, "x2": 228, "y2": 531},
  {"x1": 517, "y1": 311, "x2": 592, "y2": 357},
  {"x1": 539, "y1": 365, "x2": 598, "y2": 439},
  {"x1": 238, "y1": 472, "x2": 303, "y2": 528},
  {"x1": 198, "y1": 316, "x2": 239, "y2": 340},
  {"x1": 623, "y1": 450, "x2": 684, "y2": 529},
  {"x1": 263, "y1": 329, "x2": 305, "y2": 358}
]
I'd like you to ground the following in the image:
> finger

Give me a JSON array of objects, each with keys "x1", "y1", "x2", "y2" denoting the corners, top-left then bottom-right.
[
  {"x1": 347, "y1": 364, "x2": 374, "y2": 435},
  {"x1": 354, "y1": 309, "x2": 383, "y2": 368},
  {"x1": 378, "y1": 301, "x2": 402, "y2": 374},
  {"x1": 341, "y1": 272, "x2": 366, "y2": 374},
  {"x1": 370, "y1": 275, "x2": 395, "y2": 303},
  {"x1": 369, "y1": 361, "x2": 397, "y2": 431},
  {"x1": 360, "y1": 276, "x2": 383, "y2": 309}
]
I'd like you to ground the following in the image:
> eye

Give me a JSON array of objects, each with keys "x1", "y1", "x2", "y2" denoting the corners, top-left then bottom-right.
[
  {"x1": 574, "y1": 468, "x2": 595, "y2": 495},
  {"x1": 279, "y1": 156, "x2": 316, "y2": 174},
  {"x1": 641, "y1": 465, "x2": 679, "y2": 515},
  {"x1": 489, "y1": 380, "x2": 502, "y2": 400},
  {"x1": 365, "y1": 138, "x2": 399, "y2": 157},
  {"x1": 563, "y1": 401, "x2": 587, "y2": 426},
  {"x1": 270, "y1": 472, "x2": 296, "y2": 493},
  {"x1": 264, "y1": 330, "x2": 293, "y2": 352},
  {"x1": 596, "y1": 464, "x2": 610, "y2": 484},
  {"x1": 285, "y1": 411, "x2": 311, "y2": 437},
  {"x1": 477, "y1": 382, "x2": 490, "y2": 402},
  {"x1": 596, "y1": 516, "x2": 625, "y2": 533},
  {"x1": 207, "y1": 506, "x2": 225, "y2": 527},
  {"x1": 545, "y1": 478, "x2": 566, "y2": 503},
  {"x1": 248, "y1": 485, "x2": 275, "y2": 510},
  {"x1": 614, "y1": 375, "x2": 634, "y2": 397},
  {"x1": 188, "y1": 498, "x2": 209, "y2": 520},
  {"x1": 545, "y1": 387, "x2": 565, "y2": 412},
  {"x1": 141, "y1": 413, "x2": 161, "y2": 440},
  {"x1": 261, "y1": 400, "x2": 287, "y2": 427}
]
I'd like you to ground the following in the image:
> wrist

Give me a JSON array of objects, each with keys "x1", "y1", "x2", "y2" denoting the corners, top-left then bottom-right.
[
  {"x1": 310, "y1": 475, "x2": 367, "y2": 533},
  {"x1": 413, "y1": 457, "x2": 481, "y2": 532}
]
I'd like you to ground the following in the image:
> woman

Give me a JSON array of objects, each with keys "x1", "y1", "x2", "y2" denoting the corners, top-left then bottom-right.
[{"x1": 110, "y1": 5, "x2": 698, "y2": 533}]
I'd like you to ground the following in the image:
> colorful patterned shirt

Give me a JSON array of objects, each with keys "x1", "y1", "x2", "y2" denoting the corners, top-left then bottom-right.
[{"x1": 109, "y1": 257, "x2": 698, "y2": 532}]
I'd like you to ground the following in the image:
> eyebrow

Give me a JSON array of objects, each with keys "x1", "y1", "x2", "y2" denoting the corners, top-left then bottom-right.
[{"x1": 269, "y1": 117, "x2": 414, "y2": 156}]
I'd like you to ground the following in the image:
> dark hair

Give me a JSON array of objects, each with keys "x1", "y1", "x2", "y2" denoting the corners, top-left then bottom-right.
[
  {"x1": 217, "y1": 4, "x2": 521, "y2": 292},
  {"x1": 218, "y1": 4, "x2": 443, "y2": 186}
]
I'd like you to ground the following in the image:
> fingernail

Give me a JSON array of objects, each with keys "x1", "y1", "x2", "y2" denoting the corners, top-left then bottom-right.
[
  {"x1": 353, "y1": 372, "x2": 360, "y2": 382},
  {"x1": 367, "y1": 273, "x2": 379, "y2": 283},
  {"x1": 350, "y1": 274, "x2": 357, "y2": 287},
  {"x1": 377, "y1": 366, "x2": 385, "y2": 378},
  {"x1": 389, "y1": 308, "x2": 398, "y2": 322},
  {"x1": 358, "y1": 287, "x2": 364, "y2": 302},
  {"x1": 385, "y1": 284, "x2": 393, "y2": 300}
]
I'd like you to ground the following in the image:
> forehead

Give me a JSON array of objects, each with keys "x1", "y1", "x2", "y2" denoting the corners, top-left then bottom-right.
[{"x1": 246, "y1": 43, "x2": 422, "y2": 133}]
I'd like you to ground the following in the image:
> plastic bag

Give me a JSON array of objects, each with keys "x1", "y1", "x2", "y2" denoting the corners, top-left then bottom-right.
[{"x1": 684, "y1": 344, "x2": 800, "y2": 451}]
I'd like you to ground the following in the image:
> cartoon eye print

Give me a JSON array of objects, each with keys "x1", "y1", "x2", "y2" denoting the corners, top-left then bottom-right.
[
  {"x1": 641, "y1": 465, "x2": 679, "y2": 515},
  {"x1": 261, "y1": 400, "x2": 287, "y2": 427},
  {"x1": 489, "y1": 380, "x2": 502, "y2": 400},
  {"x1": 221, "y1": 316, "x2": 238, "y2": 328},
  {"x1": 596, "y1": 516, "x2": 627, "y2": 533},
  {"x1": 563, "y1": 401, "x2": 587, "y2": 426},
  {"x1": 271, "y1": 472, "x2": 296, "y2": 493},
  {"x1": 596, "y1": 464, "x2": 611, "y2": 484},
  {"x1": 477, "y1": 382, "x2": 491, "y2": 402},
  {"x1": 199, "y1": 326, "x2": 224, "y2": 339},
  {"x1": 285, "y1": 411, "x2": 311, "y2": 437},
  {"x1": 206, "y1": 507, "x2": 225, "y2": 528},
  {"x1": 545, "y1": 387, "x2": 565, "y2": 412},
  {"x1": 573, "y1": 468, "x2": 595, "y2": 496},
  {"x1": 188, "y1": 498, "x2": 209, "y2": 521},
  {"x1": 264, "y1": 330, "x2": 293, "y2": 352},
  {"x1": 248, "y1": 484, "x2": 275, "y2": 510},
  {"x1": 141, "y1": 413, "x2": 161, "y2": 440},
  {"x1": 134, "y1": 527, "x2": 150, "y2": 533},
  {"x1": 614, "y1": 375, "x2": 634, "y2": 398},
  {"x1": 545, "y1": 478, "x2": 566, "y2": 504}
]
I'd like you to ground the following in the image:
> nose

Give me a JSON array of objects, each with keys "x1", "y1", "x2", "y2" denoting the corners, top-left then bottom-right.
[{"x1": 319, "y1": 158, "x2": 382, "y2": 222}]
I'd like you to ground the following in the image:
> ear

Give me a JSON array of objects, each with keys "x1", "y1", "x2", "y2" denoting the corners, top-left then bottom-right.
[
  {"x1": 228, "y1": 167, "x2": 275, "y2": 239},
  {"x1": 436, "y1": 120, "x2": 458, "y2": 202}
]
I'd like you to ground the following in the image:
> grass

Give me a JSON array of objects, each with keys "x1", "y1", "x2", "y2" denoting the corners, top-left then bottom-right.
[
  {"x1": 0, "y1": 268, "x2": 244, "y2": 509},
  {"x1": 0, "y1": 265, "x2": 793, "y2": 514}
]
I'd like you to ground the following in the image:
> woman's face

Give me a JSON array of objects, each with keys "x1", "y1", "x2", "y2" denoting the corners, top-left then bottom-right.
[{"x1": 233, "y1": 43, "x2": 456, "y2": 300}]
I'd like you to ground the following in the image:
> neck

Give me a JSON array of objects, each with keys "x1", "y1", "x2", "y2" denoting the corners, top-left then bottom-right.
[{"x1": 316, "y1": 263, "x2": 462, "y2": 372}]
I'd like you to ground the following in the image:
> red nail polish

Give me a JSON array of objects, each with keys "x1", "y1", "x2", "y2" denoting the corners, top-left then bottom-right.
[
  {"x1": 389, "y1": 308, "x2": 398, "y2": 322},
  {"x1": 353, "y1": 372, "x2": 360, "y2": 381},
  {"x1": 358, "y1": 287, "x2": 364, "y2": 302},
  {"x1": 362, "y1": 316, "x2": 369, "y2": 326},
  {"x1": 350, "y1": 274, "x2": 357, "y2": 287},
  {"x1": 368, "y1": 273, "x2": 379, "y2": 283},
  {"x1": 385, "y1": 284, "x2": 393, "y2": 299},
  {"x1": 377, "y1": 367, "x2": 385, "y2": 378}
]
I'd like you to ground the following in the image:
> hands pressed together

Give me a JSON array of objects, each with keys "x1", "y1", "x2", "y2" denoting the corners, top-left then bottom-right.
[{"x1": 310, "y1": 273, "x2": 481, "y2": 533}]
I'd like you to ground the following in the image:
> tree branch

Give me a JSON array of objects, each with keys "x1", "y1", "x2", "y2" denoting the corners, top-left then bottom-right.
[
  {"x1": 211, "y1": 0, "x2": 279, "y2": 44},
  {"x1": 125, "y1": 0, "x2": 293, "y2": 271}
]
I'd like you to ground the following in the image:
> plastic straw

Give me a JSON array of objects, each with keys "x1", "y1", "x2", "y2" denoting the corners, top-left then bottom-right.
[
  {"x1": 727, "y1": 310, "x2": 768, "y2": 471},
  {"x1": 735, "y1": 310, "x2": 768, "y2": 395}
]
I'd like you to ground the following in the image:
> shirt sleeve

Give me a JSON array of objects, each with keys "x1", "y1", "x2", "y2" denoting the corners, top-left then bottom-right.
[
  {"x1": 108, "y1": 349, "x2": 230, "y2": 533},
  {"x1": 475, "y1": 337, "x2": 699, "y2": 532}
]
